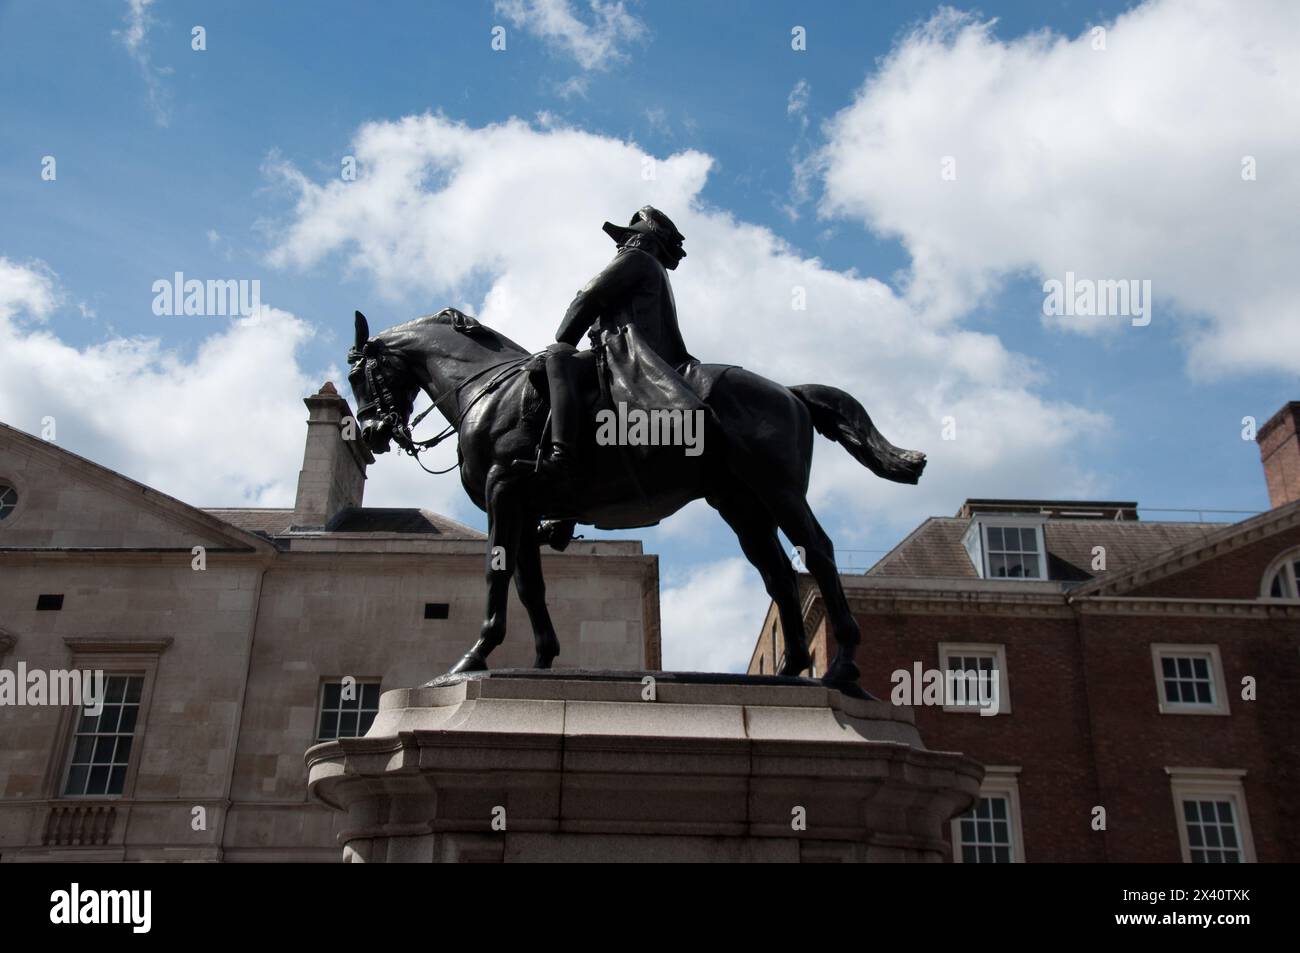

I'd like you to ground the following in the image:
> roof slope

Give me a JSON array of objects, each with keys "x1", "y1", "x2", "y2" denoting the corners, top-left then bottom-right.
[
  {"x1": 867, "y1": 516, "x2": 1219, "y2": 583},
  {"x1": 204, "y1": 506, "x2": 486, "y2": 540}
]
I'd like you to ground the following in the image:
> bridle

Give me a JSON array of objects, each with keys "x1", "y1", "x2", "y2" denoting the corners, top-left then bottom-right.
[{"x1": 350, "y1": 339, "x2": 532, "y2": 476}]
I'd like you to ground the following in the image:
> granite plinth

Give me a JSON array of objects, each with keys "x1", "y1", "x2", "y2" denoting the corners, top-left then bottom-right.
[{"x1": 305, "y1": 669, "x2": 983, "y2": 862}]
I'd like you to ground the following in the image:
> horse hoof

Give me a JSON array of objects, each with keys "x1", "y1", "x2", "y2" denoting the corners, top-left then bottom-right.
[
  {"x1": 821, "y1": 657, "x2": 873, "y2": 699},
  {"x1": 448, "y1": 651, "x2": 488, "y2": 675}
]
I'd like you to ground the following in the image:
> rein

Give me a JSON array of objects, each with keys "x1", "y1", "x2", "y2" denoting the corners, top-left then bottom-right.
[{"x1": 366, "y1": 349, "x2": 534, "y2": 476}]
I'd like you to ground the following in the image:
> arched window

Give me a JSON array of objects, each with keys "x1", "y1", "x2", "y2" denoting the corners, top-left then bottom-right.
[{"x1": 1262, "y1": 548, "x2": 1300, "y2": 599}]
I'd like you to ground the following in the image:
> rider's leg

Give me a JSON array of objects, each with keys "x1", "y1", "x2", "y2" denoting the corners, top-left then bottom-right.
[{"x1": 527, "y1": 343, "x2": 583, "y2": 484}]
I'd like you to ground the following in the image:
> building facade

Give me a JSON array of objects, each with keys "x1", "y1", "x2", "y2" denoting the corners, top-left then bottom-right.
[
  {"x1": 750, "y1": 400, "x2": 1300, "y2": 863},
  {"x1": 0, "y1": 384, "x2": 660, "y2": 862}
]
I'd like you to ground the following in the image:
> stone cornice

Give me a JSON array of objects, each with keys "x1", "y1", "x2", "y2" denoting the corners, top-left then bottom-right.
[
  {"x1": 63, "y1": 638, "x2": 175, "y2": 654},
  {"x1": 797, "y1": 585, "x2": 1300, "y2": 626},
  {"x1": 1070, "y1": 596, "x2": 1300, "y2": 619}
]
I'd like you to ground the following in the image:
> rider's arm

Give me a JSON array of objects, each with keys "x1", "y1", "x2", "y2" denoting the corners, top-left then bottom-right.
[{"x1": 555, "y1": 251, "x2": 643, "y2": 345}]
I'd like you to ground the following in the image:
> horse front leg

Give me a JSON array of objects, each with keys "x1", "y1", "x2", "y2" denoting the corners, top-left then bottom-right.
[
  {"x1": 514, "y1": 524, "x2": 561, "y2": 669},
  {"x1": 448, "y1": 465, "x2": 523, "y2": 674}
]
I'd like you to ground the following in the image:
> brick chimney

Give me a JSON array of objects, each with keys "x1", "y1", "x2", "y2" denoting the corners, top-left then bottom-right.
[
  {"x1": 292, "y1": 382, "x2": 374, "y2": 529},
  {"x1": 1257, "y1": 401, "x2": 1300, "y2": 510}
]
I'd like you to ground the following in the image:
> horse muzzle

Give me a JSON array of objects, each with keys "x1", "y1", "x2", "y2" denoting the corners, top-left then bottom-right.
[{"x1": 360, "y1": 418, "x2": 393, "y2": 454}]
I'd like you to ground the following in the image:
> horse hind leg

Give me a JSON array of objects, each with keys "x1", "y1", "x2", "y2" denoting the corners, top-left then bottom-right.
[
  {"x1": 709, "y1": 492, "x2": 810, "y2": 677},
  {"x1": 769, "y1": 493, "x2": 868, "y2": 697}
]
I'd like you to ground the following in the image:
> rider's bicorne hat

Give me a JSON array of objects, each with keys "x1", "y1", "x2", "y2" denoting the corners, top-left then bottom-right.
[{"x1": 602, "y1": 206, "x2": 686, "y2": 261}]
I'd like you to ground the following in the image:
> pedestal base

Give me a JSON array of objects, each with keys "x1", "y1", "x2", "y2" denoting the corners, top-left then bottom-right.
[{"x1": 305, "y1": 670, "x2": 983, "y2": 862}]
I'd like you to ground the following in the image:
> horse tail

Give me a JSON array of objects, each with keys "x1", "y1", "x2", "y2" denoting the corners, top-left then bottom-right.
[{"x1": 790, "y1": 384, "x2": 926, "y2": 485}]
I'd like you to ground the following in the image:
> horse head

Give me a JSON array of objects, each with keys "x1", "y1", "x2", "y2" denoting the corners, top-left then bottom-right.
[{"x1": 347, "y1": 308, "x2": 527, "y2": 455}]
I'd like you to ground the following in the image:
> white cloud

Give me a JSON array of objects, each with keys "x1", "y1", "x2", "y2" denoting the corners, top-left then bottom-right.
[
  {"x1": 660, "y1": 558, "x2": 768, "y2": 672},
  {"x1": 495, "y1": 0, "x2": 647, "y2": 71},
  {"x1": 116, "y1": 0, "x2": 172, "y2": 126},
  {"x1": 0, "y1": 258, "x2": 309, "y2": 507},
  {"x1": 811, "y1": 0, "x2": 1300, "y2": 377},
  {"x1": 787, "y1": 79, "x2": 810, "y2": 123},
  {"x1": 263, "y1": 112, "x2": 1109, "y2": 540}
]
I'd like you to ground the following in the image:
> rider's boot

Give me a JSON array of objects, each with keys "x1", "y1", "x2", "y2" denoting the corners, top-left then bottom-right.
[
  {"x1": 530, "y1": 443, "x2": 581, "y2": 484},
  {"x1": 538, "y1": 518, "x2": 577, "y2": 551}
]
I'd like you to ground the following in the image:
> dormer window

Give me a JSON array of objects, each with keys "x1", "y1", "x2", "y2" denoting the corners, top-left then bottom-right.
[
  {"x1": 962, "y1": 516, "x2": 1048, "y2": 580},
  {"x1": 1262, "y1": 548, "x2": 1300, "y2": 599}
]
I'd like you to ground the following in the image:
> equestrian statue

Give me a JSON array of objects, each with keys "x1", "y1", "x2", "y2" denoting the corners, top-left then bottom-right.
[{"x1": 346, "y1": 207, "x2": 926, "y2": 698}]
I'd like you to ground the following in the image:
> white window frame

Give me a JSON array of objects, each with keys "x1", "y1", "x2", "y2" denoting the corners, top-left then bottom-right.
[
  {"x1": 46, "y1": 638, "x2": 170, "y2": 801},
  {"x1": 1260, "y1": 547, "x2": 1300, "y2": 599},
  {"x1": 1151, "y1": 644, "x2": 1229, "y2": 716},
  {"x1": 951, "y1": 766, "x2": 1025, "y2": 863},
  {"x1": 1166, "y1": 768, "x2": 1255, "y2": 863},
  {"x1": 962, "y1": 515, "x2": 1048, "y2": 580},
  {"x1": 938, "y1": 642, "x2": 1011, "y2": 715},
  {"x1": 316, "y1": 677, "x2": 383, "y2": 742}
]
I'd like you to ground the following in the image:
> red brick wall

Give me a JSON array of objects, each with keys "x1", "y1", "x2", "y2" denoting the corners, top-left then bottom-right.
[
  {"x1": 1258, "y1": 402, "x2": 1300, "y2": 509},
  {"x1": 1078, "y1": 613, "x2": 1300, "y2": 862},
  {"x1": 845, "y1": 603, "x2": 1300, "y2": 862},
  {"x1": 855, "y1": 610, "x2": 1105, "y2": 861},
  {"x1": 1128, "y1": 524, "x2": 1300, "y2": 599}
]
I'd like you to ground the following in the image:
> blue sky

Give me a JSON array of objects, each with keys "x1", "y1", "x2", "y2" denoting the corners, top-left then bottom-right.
[{"x1": 2, "y1": 0, "x2": 1297, "y2": 669}]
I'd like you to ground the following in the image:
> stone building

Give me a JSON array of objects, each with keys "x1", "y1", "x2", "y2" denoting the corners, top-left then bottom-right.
[
  {"x1": 749, "y1": 400, "x2": 1300, "y2": 862},
  {"x1": 0, "y1": 384, "x2": 660, "y2": 862}
]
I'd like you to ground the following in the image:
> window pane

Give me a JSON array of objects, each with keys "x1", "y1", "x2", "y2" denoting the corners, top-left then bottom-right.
[
  {"x1": 323, "y1": 683, "x2": 341, "y2": 708},
  {"x1": 1020, "y1": 528, "x2": 1038, "y2": 552},
  {"x1": 93, "y1": 737, "x2": 116, "y2": 764},
  {"x1": 1161, "y1": 657, "x2": 1176, "y2": 678},
  {"x1": 62, "y1": 675, "x2": 144, "y2": 797},
  {"x1": 106, "y1": 677, "x2": 127, "y2": 703},
  {"x1": 72, "y1": 735, "x2": 94, "y2": 763},
  {"x1": 87, "y1": 766, "x2": 109, "y2": 795},
  {"x1": 362, "y1": 683, "x2": 381, "y2": 708},
  {"x1": 107, "y1": 766, "x2": 127, "y2": 795},
  {"x1": 987, "y1": 527, "x2": 1004, "y2": 549}
]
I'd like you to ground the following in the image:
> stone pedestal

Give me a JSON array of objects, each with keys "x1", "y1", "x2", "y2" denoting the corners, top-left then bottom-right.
[{"x1": 305, "y1": 671, "x2": 983, "y2": 862}]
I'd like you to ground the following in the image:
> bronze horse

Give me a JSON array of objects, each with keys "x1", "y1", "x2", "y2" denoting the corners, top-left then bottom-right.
[{"x1": 347, "y1": 308, "x2": 925, "y2": 697}]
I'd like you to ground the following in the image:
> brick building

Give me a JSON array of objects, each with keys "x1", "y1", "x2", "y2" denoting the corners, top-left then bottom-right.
[
  {"x1": 749, "y1": 400, "x2": 1300, "y2": 863},
  {"x1": 0, "y1": 383, "x2": 660, "y2": 861}
]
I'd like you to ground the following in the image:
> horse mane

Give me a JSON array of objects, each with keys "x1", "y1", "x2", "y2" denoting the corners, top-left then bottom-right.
[{"x1": 380, "y1": 309, "x2": 530, "y2": 357}]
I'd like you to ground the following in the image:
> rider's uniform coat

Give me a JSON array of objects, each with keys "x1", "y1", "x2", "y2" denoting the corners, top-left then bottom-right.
[{"x1": 555, "y1": 244, "x2": 696, "y2": 371}]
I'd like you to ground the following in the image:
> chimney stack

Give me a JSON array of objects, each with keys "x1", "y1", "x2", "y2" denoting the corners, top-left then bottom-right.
[
  {"x1": 1257, "y1": 401, "x2": 1300, "y2": 510},
  {"x1": 292, "y1": 382, "x2": 374, "y2": 529}
]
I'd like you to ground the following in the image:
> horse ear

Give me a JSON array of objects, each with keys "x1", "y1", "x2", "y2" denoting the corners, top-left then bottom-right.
[{"x1": 354, "y1": 311, "x2": 370, "y2": 351}]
